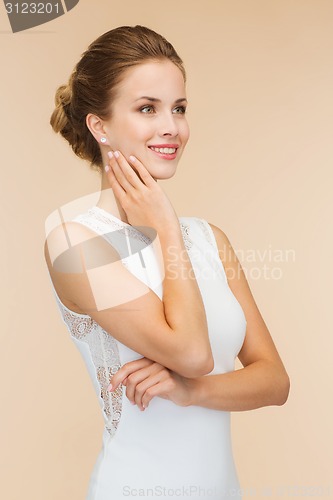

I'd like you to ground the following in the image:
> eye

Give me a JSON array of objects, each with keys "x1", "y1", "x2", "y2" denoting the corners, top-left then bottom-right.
[
  {"x1": 139, "y1": 105, "x2": 155, "y2": 114},
  {"x1": 173, "y1": 106, "x2": 187, "y2": 114}
]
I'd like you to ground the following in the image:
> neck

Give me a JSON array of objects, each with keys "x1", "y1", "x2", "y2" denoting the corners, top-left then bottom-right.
[{"x1": 96, "y1": 174, "x2": 129, "y2": 224}]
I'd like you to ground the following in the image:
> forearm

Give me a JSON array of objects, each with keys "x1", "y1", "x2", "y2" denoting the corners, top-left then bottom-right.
[
  {"x1": 186, "y1": 360, "x2": 290, "y2": 411},
  {"x1": 155, "y1": 225, "x2": 212, "y2": 360}
]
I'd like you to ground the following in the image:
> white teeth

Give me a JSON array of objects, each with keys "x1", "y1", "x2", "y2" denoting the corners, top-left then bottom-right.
[{"x1": 150, "y1": 147, "x2": 176, "y2": 154}]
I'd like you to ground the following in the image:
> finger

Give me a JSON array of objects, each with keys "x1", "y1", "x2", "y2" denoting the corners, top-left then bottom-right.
[
  {"x1": 111, "y1": 151, "x2": 146, "y2": 191},
  {"x1": 108, "y1": 151, "x2": 133, "y2": 192},
  {"x1": 133, "y1": 376, "x2": 161, "y2": 411},
  {"x1": 107, "y1": 369, "x2": 126, "y2": 391},
  {"x1": 131, "y1": 370, "x2": 168, "y2": 410},
  {"x1": 108, "y1": 358, "x2": 152, "y2": 391},
  {"x1": 141, "y1": 379, "x2": 171, "y2": 409},
  {"x1": 125, "y1": 363, "x2": 162, "y2": 404},
  {"x1": 128, "y1": 155, "x2": 155, "y2": 188},
  {"x1": 104, "y1": 162, "x2": 127, "y2": 203},
  {"x1": 108, "y1": 365, "x2": 133, "y2": 391}
]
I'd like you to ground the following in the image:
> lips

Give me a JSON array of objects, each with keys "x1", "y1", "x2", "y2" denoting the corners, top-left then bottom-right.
[{"x1": 148, "y1": 144, "x2": 179, "y2": 160}]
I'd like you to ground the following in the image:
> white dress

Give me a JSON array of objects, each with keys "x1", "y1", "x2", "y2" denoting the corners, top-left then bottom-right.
[{"x1": 47, "y1": 205, "x2": 246, "y2": 500}]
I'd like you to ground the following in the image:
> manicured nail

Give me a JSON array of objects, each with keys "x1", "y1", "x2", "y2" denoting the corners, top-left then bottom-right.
[
  {"x1": 107, "y1": 384, "x2": 112, "y2": 391},
  {"x1": 129, "y1": 155, "x2": 136, "y2": 162},
  {"x1": 107, "y1": 151, "x2": 113, "y2": 159},
  {"x1": 105, "y1": 165, "x2": 110, "y2": 172},
  {"x1": 130, "y1": 401, "x2": 135, "y2": 405},
  {"x1": 114, "y1": 150, "x2": 120, "y2": 158}
]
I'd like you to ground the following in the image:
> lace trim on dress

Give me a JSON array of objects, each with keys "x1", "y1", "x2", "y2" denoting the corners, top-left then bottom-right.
[
  {"x1": 51, "y1": 208, "x2": 196, "y2": 437},
  {"x1": 179, "y1": 222, "x2": 193, "y2": 251},
  {"x1": 195, "y1": 219, "x2": 215, "y2": 248},
  {"x1": 54, "y1": 293, "x2": 122, "y2": 438},
  {"x1": 77, "y1": 207, "x2": 153, "y2": 247},
  {"x1": 76, "y1": 206, "x2": 195, "y2": 252}
]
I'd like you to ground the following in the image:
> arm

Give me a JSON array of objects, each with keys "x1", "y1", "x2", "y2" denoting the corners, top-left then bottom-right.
[
  {"x1": 185, "y1": 223, "x2": 290, "y2": 410},
  {"x1": 109, "y1": 223, "x2": 290, "y2": 411},
  {"x1": 44, "y1": 154, "x2": 214, "y2": 379}
]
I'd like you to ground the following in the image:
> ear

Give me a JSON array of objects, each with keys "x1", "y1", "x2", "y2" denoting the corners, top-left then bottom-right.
[{"x1": 86, "y1": 113, "x2": 110, "y2": 146}]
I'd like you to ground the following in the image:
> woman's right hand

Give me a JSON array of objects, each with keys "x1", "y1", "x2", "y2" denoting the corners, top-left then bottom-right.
[{"x1": 105, "y1": 150, "x2": 179, "y2": 231}]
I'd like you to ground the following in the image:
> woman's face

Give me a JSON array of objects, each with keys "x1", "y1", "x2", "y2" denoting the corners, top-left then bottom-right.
[{"x1": 102, "y1": 59, "x2": 190, "y2": 180}]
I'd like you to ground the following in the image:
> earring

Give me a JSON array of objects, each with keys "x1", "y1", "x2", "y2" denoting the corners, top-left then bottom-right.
[{"x1": 100, "y1": 137, "x2": 107, "y2": 143}]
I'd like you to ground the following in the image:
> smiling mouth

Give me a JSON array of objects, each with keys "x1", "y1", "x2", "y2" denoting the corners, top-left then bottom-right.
[{"x1": 148, "y1": 146, "x2": 178, "y2": 154}]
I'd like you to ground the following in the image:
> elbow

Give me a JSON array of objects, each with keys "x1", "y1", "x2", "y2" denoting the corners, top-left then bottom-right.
[
  {"x1": 179, "y1": 350, "x2": 214, "y2": 378},
  {"x1": 275, "y1": 373, "x2": 291, "y2": 406}
]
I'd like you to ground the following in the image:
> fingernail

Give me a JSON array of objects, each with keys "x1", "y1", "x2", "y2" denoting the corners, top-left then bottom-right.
[
  {"x1": 105, "y1": 165, "x2": 110, "y2": 172},
  {"x1": 130, "y1": 401, "x2": 135, "y2": 405},
  {"x1": 129, "y1": 155, "x2": 136, "y2": 162},
  {"x1": 107, "y1": 151, "x2": 113, "y2": 159},
  {"x1": 107, "y1": 384, "x2": 112, "y2": 391},
  {"x1": 114, "y1": 151, "x2": 120, "y2": 158}
]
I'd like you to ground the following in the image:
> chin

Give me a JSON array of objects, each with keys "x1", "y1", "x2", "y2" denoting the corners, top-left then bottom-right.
[
  {"x1": 151, "y1": 169, "x2": 177, "y2": 181},
  {"x1": 148, "y1": 161, "x2": 179, "y2": 181}
]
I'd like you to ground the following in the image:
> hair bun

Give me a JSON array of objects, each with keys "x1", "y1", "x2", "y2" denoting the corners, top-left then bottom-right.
[
  {"x1": 50, "y1": 80, "x2": 73, "y2": 135},
  {"x1": 57, "y1": 83, "x2": 72, "y2": 107}
]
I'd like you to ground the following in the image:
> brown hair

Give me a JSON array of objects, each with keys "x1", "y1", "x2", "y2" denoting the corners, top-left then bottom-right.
[{"x1": 50, "y1": 25, "x2": 186, "y2": 173}]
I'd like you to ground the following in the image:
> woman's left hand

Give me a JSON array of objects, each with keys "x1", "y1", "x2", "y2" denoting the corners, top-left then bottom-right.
[{"x1": 108, "y1": 357, "x2": 193, "y2": 410}]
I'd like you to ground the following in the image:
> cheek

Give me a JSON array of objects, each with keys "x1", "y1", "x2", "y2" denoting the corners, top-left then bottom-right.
[
  {"x1": 109, "y1": 114, "x2": 145, "y2": 144},
  {"x1": 125, "y1": 120, "x2": 153, "y2": 144},
  {"x1": 109, "y1": 126, "x2": 140, "y2": 153}
]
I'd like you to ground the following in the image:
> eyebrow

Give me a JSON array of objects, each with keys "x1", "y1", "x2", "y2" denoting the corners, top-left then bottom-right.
[{"x1": 135, "y1": 96, "x2": 188, "y2": 104}]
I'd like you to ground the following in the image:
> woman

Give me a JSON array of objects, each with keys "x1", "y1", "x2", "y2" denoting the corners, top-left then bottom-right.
[{"x1": 45, "y1": 25, "x2": 290, "y2": 500}]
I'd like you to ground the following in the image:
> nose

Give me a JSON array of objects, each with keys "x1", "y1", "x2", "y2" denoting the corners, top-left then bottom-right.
[{"x1": 158, "y1": 111, "x2": 179, "y2": 138}]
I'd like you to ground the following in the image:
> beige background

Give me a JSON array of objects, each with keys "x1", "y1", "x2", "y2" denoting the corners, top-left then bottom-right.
[{"x1": 1, "y1": 1, "x2": 332, "y2": 499}]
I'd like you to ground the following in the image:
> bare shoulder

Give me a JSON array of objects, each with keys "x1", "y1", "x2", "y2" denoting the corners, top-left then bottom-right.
[
  {"x1": 44, "y1": 221, "x2": 119, "y2": 269},
  {"x1": 44, "y1": 221, "x2": 103, "y2": 260},
  {"x1": 207, "y1": 222, "x2": 238, "y2": 278},
  {"x1": 207, "y1": 220, "x2": 260, "y2": 313},
  {"x1": 207, "y1": 222, "x2": 289, "y2": 375},
  {"x1": 207, "y1": 221, "x2": 252, "y2": 307},
  {"x1": 44, "y1": 221, "x2": 119, "y2": 313}
]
